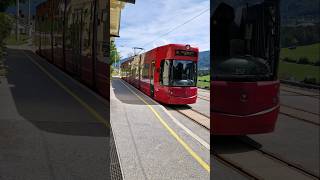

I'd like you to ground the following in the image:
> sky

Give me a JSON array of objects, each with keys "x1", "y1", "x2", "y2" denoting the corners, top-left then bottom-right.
[
  {"x1": 115, "y1": 0, "x2": 210, "y2": 58},
  {"x1": 6, "y1": 0, "x2": 46, "y2": 15}
]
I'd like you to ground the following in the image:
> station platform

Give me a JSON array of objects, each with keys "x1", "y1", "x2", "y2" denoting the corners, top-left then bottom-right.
[
  {"x1": 0, "y1": 48, "x2": 112, "y2": 179},
  {"x1": 110, "y1": 77, "x2": 210, "y2": 179}
]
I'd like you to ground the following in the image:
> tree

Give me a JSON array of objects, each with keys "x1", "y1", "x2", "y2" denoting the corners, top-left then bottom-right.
[
  {"x1": 0, "y1": 0, "x2": 26, "y2": 12},
  {"x1": 0, "y1": 13, "x2": 12, "y2": 43},
  {"x1": 0, "y1": 12, "x2": 13, "y2": 59},
  {"x1": 110, "y1": 40, "x2": 121, "y2": 75},
  {"x1": 110, "y1": 40, "x2": 120, "y2": 66}
]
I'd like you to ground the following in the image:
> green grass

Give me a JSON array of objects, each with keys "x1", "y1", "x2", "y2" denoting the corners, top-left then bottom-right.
[
  {"x1": 280, "y1": 43, "x2": 319, "y2": 62},
  {"x1": 279, "y1": 61, "x2": 320, "y2": 83},
  {"x1": 197, "y1": 75, "x2": 210, "y2": 89},
  {"x1": 279, "y1": 43, "x2": 320, "y2": 84},
  {"x1": 4, "y1": 34, "x2": 29, "y2": 45}
]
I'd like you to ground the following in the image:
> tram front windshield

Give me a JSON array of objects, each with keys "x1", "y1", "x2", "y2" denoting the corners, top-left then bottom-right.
[
  {"x1": 211, "y1": 0, "x2": 280, "y2": 81},
  {"x1": 160, "y1": 60, "x2": 197, "y2": 87}
]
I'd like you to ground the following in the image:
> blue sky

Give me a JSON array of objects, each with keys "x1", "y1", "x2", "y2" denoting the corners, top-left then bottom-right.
[{"x1": 115, "y1": 0, "x2": 210, "y2": 58}]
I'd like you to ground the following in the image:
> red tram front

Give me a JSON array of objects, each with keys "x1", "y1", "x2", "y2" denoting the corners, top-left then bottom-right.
[
  {"x1": 121, "y1": 44, "x2": 198, "y2": 105},
  {"x1": 211, "y1": 0, "x2": 280, "y2": 135}
]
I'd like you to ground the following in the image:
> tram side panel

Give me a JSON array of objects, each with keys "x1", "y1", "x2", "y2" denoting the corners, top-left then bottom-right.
[
  {"x1": 139, "y1": 53, "x2": 148, "y2": 96},
  {"x1": 36, "y1": 0, "x2": 110, "y2": 99},
  {"x1": 139, "y1": 51, "x2": 156, "y2": 97}
]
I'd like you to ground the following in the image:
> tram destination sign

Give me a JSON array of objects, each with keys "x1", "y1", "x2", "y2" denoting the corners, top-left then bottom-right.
[{"x1": 175, "y1": 50, "x2": 197, "y2": 57}]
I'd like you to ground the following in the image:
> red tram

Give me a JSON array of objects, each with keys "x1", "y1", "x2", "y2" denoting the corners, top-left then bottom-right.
[
  {"x1": 211, "y1": 0, "x2": 280, "y2": 135},
  {"x1": 121, "y1": 44, "x2": 198, "y2": 105},
  {"x1": 35, "y1": 0, "x2": 109, "y2": 99}
]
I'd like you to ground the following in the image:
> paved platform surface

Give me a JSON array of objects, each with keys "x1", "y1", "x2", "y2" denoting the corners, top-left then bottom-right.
[
  {"x1": 0, "y1": 49, "x2": 110, "y2": 180},
  {"x1": 110, "y1": 78, "x2": 210, "y2": 180}
]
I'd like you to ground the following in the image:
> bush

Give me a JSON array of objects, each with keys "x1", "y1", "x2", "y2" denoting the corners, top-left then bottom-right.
[
  {"x1": 314, "y1": 60, "x2": 320, "y2": 66},
  {"x1": 297, "y1": 57, "x2": 310, "y2": 64},
  {"x1": 303, "y1": 76, "x2": 317, "y2": 85},
  {"x1": 282, "y1": 57, "x2": 297, "y2": 63},
  {"x1": 0, "y1": 13, "x2": 12, "y2": 43},
  {"x1": 0, "y1": 13, "x2": 12, "y2": 59}
]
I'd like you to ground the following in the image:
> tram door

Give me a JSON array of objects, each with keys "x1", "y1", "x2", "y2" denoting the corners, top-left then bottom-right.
[{"x1": 150, "y1": 61, "x2": 155, "y2": 98}]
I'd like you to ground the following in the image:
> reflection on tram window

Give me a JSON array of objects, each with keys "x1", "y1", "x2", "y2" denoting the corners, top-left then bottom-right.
[
  {"x1": 160, "y1": 60, "x2": 197, "y2": 87},
  {"x1": 172, "y1": 60, "x2": 197, "y2": 87},
  {"x1": 212, "y1": 0, "x2": 280, "y2": 81}
]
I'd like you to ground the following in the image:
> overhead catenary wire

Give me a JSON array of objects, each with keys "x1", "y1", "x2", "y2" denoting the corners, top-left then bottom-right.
[
  {"x1": 140, "y1": 7, "x2": 210, "y2": 49},
  {"x1": 118, "y1": 6, "x2": 209, "y2": 58}
]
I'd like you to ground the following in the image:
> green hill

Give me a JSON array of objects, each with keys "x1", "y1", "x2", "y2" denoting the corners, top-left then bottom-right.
[{"x1": 198, "y1": 51, "x2": 210, "y2": 70}]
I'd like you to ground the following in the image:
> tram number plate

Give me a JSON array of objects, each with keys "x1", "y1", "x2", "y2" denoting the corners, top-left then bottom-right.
[{"x1": 175, "y1": 50, "x2": 197, "y2": 57}]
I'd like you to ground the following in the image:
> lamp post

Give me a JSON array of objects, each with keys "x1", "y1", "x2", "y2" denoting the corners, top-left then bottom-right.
[{"x1": 132, "y1": 47, "x2": 144, "y2": 55}]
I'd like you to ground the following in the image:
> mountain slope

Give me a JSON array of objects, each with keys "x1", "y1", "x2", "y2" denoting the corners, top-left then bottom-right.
[{"x1": 198, "y1": 51, "x2": 210, "y2": 70}]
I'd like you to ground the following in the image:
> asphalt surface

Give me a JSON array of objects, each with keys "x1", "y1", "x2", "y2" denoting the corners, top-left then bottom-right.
[
  {"x1": 110, "y1": 78, "x2": 210, "y2": 180},
  {"x1": 0, "y1": 49, "x2": 110, "y2": 180}
]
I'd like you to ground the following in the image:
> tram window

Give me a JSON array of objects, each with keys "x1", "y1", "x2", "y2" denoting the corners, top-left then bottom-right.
[
  {"x1": 160, "y1": 60, "x2": 170, "y2": 86},
  {"x1": 142, "y1": 64, "x2": 149, "y2": 79},
  {"x1": 135, "y1": 66, "x2": 139, "y2": 79},
  {"x1": 172, "y1": 60, "x2": 197, "y2": 87},
  {"x1": 212, "y1": 1, "x2": 279, "y2": 81}
]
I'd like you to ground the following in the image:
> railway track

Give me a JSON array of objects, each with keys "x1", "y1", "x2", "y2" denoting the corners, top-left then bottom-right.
[
  {"x1": 281, "y1": 104, "x2": 319, "y2": 116},
  {"x1": 212, "y1": 151, "x2": 263, "y2": 180},
  {"x1": 170, "y1": 105, "x2": 210, "y2": 130},
  {"x1": 174, "y1": 91, "x2": 319, "y2": 179},
  {"x1": 172, "y1": 104, "x2": 262, "y2": 180},
  {"x1": 279, "y1": 105, "x2": 320, "y2": 126},
  {"x1": 197, "y1": 94, "x2": 210, "y2": 101},
  {"x1": 238, "y1": 137, "x2": 320, "y2": 179},
  {"x1": 212, "y1": 136, "x2": 320, "y2": 180},
  {"x1": 280, "y1": 86, "x2": 320, "y2": 99},
  {"x1": 279, "y1": 86, "x2": 319, "y2": 126}
]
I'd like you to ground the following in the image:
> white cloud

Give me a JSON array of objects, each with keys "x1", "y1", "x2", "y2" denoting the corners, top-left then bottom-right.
[{"x1": 115, "y1": 0, "x2": 210, "y2": 58}]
